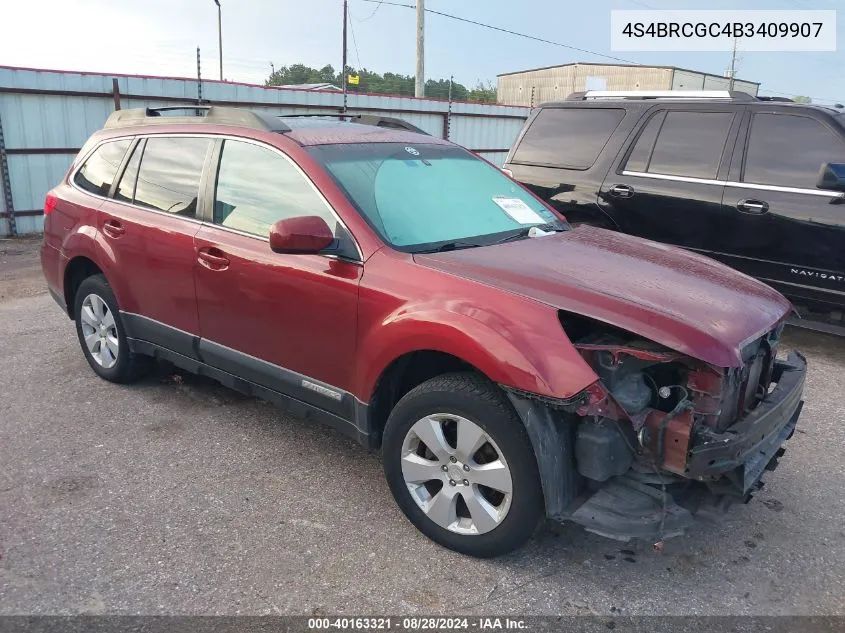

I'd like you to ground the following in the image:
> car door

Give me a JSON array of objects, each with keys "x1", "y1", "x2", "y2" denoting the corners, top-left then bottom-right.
[
  {"x1": 99, "y1": 135, "x2": 214, "y2": 356},
  {"x1": 598, "y1": 107, "x2": 740, "y2": 252},
  {"x1": 721, "y1": 109, "x2": 845, "y2": 310},
  {"x1": 193, "y1": 138, "x2": 362, "y2": 419}
]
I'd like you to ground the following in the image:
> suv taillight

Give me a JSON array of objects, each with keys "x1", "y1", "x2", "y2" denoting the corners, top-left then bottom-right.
[{"x1": 44, "y1": 193, "x2": 58, "y2": 216}]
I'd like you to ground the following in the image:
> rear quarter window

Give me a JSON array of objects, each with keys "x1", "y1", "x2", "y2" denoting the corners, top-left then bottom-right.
[
  {"x1": 511, "y1": 108, "x2": 625, "y2": 170},
  {"x1": 73, "y1": 140, "x2": 131, "y2": 196}
]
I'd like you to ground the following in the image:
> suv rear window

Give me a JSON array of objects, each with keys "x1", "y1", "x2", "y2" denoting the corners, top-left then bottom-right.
[
  {"x1": 73, "y1": 140, "x2": 131, "y2": 196},
  {"x1": 511, "y1": 108, "x2": 624, "y2": 169}
]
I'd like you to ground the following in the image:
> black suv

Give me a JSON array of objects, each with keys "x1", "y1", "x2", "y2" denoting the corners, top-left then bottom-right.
[{"x1": 504, "y1": 91, "x2": 845, "y2": 333}]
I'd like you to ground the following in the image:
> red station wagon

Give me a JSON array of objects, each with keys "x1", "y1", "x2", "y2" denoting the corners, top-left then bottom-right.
[{"x1": 41, "y1": 106, "x2": 807, "y2": 557}]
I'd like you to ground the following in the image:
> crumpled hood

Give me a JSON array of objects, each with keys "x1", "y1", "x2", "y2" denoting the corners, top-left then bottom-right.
[{"x1": 414, "y1": 226, "x2": 792, "y2": 367}]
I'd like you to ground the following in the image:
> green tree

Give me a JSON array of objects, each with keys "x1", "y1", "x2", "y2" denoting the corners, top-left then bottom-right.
[
  {"x1": 793, "y1": 95, "x2": 812, "y2": 104},
  {"x1": 424, "y1": 78, "x2": 467, "y2": 100},
  {"x1": 266, "y1": 63, "x2": 487, "y2": 101},
  {"x1": 266, "y1": 64, "x2": 338, "y2": 87},
  {"x1": 468, "y1": 80, "x2": 497, "y2": 103}
]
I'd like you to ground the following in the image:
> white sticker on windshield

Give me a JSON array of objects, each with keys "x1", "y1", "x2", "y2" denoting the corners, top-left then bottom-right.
[{"x1": 492, "y1": 196, "x2": 545, "y2": 225}]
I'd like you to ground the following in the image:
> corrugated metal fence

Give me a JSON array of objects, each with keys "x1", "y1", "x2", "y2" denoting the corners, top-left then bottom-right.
[{"x1": 0, "y1": 66, "x2": 529, "y2": 236}]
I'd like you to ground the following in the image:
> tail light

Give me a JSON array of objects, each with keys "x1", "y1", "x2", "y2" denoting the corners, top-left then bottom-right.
[{"x1": 44, "y1": 193, "x2": 58, "y2": 216}]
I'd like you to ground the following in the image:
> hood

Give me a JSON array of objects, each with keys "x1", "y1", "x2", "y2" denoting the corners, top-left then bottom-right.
[{"x1": 414, "y1": 226, "x2": 791, "y2": 367}]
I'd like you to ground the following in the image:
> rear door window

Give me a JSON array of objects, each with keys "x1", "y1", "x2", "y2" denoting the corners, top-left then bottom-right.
[
  {"x1": 744, "y1": 113, "x2": 845, "y2": 188},
  {"x1": 73, "y1": 140, "x2": 131, "y2": 196},
  {"x1": 133, "y1": 137, "x2": 212, "y2": 218},
  {"x1": 646, "y1": 111, "x2": 733, "y2": 179},
  {"x1": 511, "y1": 108, "x2": 625, "y2": 169}
]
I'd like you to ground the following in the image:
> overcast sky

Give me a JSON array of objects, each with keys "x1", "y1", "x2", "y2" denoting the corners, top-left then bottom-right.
[{"x1": 1, "y1": 0, "x2": 843, "y2": 103}]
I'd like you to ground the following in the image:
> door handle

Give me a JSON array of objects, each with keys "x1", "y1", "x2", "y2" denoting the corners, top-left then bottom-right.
[
  {"x1": 102, "y1": 219, "x2": 125, "y2": 238},
  {"x1": 608, "y1": 184, "x2": 635, "y2": 198},
  {"x1": 197, "y1": 247, "x2": 230, "y2": 270},
  {"x1": 737, "y1": 199, "x2": 769, "y2": 215}
]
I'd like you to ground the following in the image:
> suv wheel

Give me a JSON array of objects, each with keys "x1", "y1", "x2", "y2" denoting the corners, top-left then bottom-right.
[
  {"x1": 74, "y1": 274, "x2": 151, "y2": 383},
  {"x1": 382, "y1": 373, "x2": 542, "y2": 557}
]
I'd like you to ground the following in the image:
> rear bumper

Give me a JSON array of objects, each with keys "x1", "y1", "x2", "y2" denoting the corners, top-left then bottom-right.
[
  {"x1": 40, "y1": 242, "x2": 65, "y2": 311},
  {"x1": 48, "y1": 286, "x2": 67, "y2": 312},
  {"x1": 686, "y1": 351, "x2": 806, "y2": 495}
]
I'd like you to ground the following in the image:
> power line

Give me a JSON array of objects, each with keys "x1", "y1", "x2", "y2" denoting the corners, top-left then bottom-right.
[
  {"x1": 354, "y1": 0, "x2": 845, "y2": 106},
  {"x1": 348, "y1": 10, "x2": 362, "y2": 69},
  {"x1": 759, "y1": 87, "x2": 842, "y2": 103},
  {"x1": 356, "y1": 0, "x2": 640, "y2": 66},
  {"x1": 355, "y1": 0, "x2": 384, "y2": 22}
]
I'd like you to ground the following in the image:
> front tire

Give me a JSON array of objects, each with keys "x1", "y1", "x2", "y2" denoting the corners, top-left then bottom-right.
[
  {"x1": 382, "y1": 373, "x2": 543, "y2": 557},
  {"x1": 74, "y1": 274, "x2": 151, "y2": 383}
]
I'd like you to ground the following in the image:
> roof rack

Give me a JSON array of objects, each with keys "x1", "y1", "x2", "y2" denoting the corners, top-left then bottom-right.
[
  {"x1": 104, "y1": 106, "x2": 431, "y2": 136},
  {"x1": 566, "y1": 90, "x2": 756, "y2": 101},
  {"x1": 277, "y1": 112, "x2": 430, "y2": 135},
  {"x1": 104, "y1": 105, "x2": 292, "y2": 132}
]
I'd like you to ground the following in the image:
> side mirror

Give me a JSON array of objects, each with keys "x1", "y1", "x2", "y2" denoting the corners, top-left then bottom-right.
[
  {"x1": 817, "y1": 162, "x2": 845, "y2": 192},
  {"x1": 269, "y1": 216, "x2": 335, "y2": 254}
]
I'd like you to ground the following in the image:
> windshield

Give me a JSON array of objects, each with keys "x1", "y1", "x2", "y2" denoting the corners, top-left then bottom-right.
[{"x1": 307, "y1": 143, "x2": 566, "y2": 252}]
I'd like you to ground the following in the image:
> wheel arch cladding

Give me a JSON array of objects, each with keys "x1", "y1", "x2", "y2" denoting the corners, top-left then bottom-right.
[
  {"x1": 368, "y1": 350, "x2": 481, "y2": 444},
  {"x1": 63, "y1": 256, "x2": 104, "y2": 319}
]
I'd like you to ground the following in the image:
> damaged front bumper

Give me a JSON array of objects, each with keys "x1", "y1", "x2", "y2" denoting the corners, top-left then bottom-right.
[
  {"x1": 505, "y1": 351, "x2": 807, "y2": 542},
  {"x1": 687, "y1": 351, "x2": 805, "y2": 496}
]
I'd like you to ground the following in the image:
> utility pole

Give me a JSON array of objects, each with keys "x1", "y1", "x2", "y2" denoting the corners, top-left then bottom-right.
[
  {"x1": 196, "y1": 46, "x2": 203, "y2": 116},
  {"x1": 270, "y1": 62, "x2": 275, "y2": 76},
  {"x1": 213, "y1": 0, "x2": 223, "y2": 81},
  {"x1": 728, "y1": 37, "x2": 737, "y2": 91},
  {"x1": 342, "y1": 0, "x2": 348, "y2": 112},
  {"x1": 445, "y1": 75, "x2": 453, "y2": 139},
  {"x1": 415, "y1": 0, "x2": 425, "y2": 97}
]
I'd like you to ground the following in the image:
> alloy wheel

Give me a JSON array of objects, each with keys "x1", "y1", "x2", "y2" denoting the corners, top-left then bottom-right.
[
  {"x1": 80, "y1": 293, "x2": 119, "y2": 369},
  {"x1": 400, "y1": 413, "x2": 513, "y2": 535}
]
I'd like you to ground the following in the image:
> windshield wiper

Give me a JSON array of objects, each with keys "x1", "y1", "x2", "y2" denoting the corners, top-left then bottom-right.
[
  {"x1": 491, "y1": 223, "x2": 565, "y2": 245},
  {"x1": 418, "y1": 240, "x2": 485, "y2": 253},
  {"x1": 418, "y1": 223, "x2": 565, "y2": 253}
]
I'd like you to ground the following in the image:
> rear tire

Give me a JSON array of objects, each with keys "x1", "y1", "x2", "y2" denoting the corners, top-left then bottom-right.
[
  {"x1": 382, "y1": 372, "x2": 543, "y2": 557},
  {"x1": 73, "y1": 274, "x2": 151, "y2": 383}
]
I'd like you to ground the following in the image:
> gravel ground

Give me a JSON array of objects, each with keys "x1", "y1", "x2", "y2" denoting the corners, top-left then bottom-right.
[{"x1": 0, "y1": 237, "x2": 844, "y2": 616}]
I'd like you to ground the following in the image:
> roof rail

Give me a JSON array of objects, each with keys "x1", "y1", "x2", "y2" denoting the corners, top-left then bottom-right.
[
  {"x1": 277, "y1": 112, "x2": 430, "y2": 135},
  {"x1": 103, "y1": 105, "x2": 291, "y2": 132},
  {"x1": 277, "y1": 112, "x2": 345, "y2": 118},
  {"x1": 566, "y1": 90, "x2": 756, "y2": 101},
  {"x1": 347, "y1": 114, "x2": 430, "y2": 135}
]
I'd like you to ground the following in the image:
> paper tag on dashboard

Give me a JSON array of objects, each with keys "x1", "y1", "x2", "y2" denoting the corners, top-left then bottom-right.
[{"x1": 492, "y1": 196, "x2": 545, "y2": 225}]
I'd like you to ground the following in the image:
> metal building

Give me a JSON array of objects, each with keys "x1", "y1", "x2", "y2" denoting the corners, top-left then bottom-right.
[
  {"x1": 497, "y1": 63, "x2": 760, "y2": 106},
  {"x1": 0, "y1": 66, "x2": 529, "y2": 236}
]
